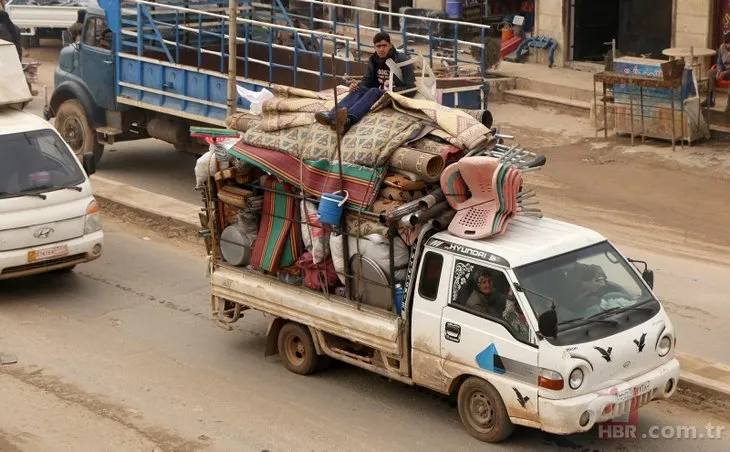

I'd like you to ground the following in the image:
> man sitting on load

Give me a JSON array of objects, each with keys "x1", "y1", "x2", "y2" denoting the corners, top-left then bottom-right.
[{"x1": 314, "y1": 31, "x2": 416, "y2": 133}]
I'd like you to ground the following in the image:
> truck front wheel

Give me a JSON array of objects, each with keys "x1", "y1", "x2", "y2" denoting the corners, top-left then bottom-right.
[
  {"x1": 55, "y1": 99, "x2": 104, "y2": 165},
  {"x1": 457, "y1": 377, "x2": 515, "y2": 443},
  {"x1": 277, "y1": 322, "x2": 320, "y2": 375}
]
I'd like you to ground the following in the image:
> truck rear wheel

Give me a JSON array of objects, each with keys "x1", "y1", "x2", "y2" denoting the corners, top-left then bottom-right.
[
  {"x1": 55, "y1": 99, "x2": 104, "y2": 165},
  {"x1": 277, "y1": 322, "x2": 320, "y2": 375},
  {"x1": 457, "y1": 377, "x2": 515, "y2": 443}
]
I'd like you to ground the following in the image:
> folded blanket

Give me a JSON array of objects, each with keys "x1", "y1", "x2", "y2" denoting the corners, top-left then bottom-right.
[
  {"x1": 229, "y1": 142, "x2": 384, "y2": 210},
  {"x1": 374, "y1": 91, "x2": 496, "y2": 151}
]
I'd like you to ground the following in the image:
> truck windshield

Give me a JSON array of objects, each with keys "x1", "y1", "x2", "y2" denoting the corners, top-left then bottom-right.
[
  {"x1": 513, "y1": 241, "x2": 657, "y2": 332},
  {"x1": 0, "y1": 129, "x2": 85, "y2": 199}
]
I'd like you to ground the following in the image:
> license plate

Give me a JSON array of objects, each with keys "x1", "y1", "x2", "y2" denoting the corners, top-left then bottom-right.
[
  {"x1": 617, "y1": 381, "x2": 651, "y2": 403},
  {"x1": 28, "y1": 245, "x2": 68, "y2": 263}
]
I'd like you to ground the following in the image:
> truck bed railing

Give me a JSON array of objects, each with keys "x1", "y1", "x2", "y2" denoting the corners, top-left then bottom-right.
[{"x1": 107, "y1": 0, "x2": 492, "y2": 124}]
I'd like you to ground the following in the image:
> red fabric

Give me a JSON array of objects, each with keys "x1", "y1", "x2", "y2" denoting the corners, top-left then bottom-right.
[{"x1": 296, "y1": 252, "x2": 339, "y2": 291}]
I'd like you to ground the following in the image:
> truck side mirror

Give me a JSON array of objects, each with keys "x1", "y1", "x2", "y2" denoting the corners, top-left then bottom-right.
[
  {"x1": 642, "y1": 269, "x2": 654, "y2": 289},
  {"x1": 82, "y1": 152, "x2": 96, "y2": 176},
  {"x1": 538, "y1": 309, "x2": 558, "y2": 338}
]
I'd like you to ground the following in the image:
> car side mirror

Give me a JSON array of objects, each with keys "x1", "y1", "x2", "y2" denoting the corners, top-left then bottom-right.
[
  {"x1": 82, "y1": 152, "x2": 96, "y2": 176},
  {"x1": 642, "y1": 269, "x2": 654, "y2": 289},
  {"x1": 538, "y1": 309, "x2": 558, "y2": 338}
]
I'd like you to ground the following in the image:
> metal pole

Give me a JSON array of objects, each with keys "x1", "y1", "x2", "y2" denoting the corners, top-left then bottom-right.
[{"x1": 227, "y1": 0, "x2": 238, "y2": 117}]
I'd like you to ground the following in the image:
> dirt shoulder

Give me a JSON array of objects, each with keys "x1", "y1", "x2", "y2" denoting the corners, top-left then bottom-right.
[{"x1": 491, "y1": 103, "x2": 730, "y2": 267}]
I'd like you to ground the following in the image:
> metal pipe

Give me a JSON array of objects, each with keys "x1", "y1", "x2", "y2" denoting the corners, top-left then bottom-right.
[{"x1": 410, "y1": 200, "x2": 451, "y2": 225}]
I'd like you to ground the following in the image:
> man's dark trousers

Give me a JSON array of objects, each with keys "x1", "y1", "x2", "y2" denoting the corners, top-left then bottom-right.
[{"x1": 326, "y1": 86, "x2": 385, "y2": 124}]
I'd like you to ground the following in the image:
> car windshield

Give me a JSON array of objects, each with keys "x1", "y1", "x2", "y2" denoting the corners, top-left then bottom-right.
[
  {"x1": 0, "y1": 129, "x2": 85, "y2": 199},
  {"x1": 512, "y1": 241, "x2": 655, "y2": 331}
]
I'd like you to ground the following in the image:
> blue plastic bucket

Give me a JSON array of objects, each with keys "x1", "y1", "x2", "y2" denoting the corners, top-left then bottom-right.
[
  {"x1": 445, "y1": 0, "x2": 462, "y2": 19},
  {"x1": 317, "y1": 190, "x2": 349, "y2": 225}
]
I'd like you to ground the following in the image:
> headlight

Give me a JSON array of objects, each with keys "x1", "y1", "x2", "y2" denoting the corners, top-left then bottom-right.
[
  {"x1": 569, "y1": 368, "x2": 584, "y2": 389},
  {"x1": 84, "y1": 200, "x2": 102, "y2": 234},
  {"x1": 657, "y1": 336, "x2": 672, "y2": 357}
]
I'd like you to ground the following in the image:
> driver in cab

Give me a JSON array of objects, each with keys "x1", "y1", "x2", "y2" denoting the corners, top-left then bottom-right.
[{"x1": 575, "y1": 264, "x2": 609, "y2": 304}]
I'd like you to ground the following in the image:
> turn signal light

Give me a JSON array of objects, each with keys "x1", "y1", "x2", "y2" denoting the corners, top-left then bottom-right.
[
  {"x1": 538, "y1": 369, "x2": 564, "y2": 390},
  {"x1": 86, "y1": 200, "x2": 99, "y2": 214}
]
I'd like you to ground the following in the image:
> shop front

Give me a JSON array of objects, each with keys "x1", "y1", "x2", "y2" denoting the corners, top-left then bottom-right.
[{"x1": 533, "y1": 0, "x2": 721, "y2": 69}]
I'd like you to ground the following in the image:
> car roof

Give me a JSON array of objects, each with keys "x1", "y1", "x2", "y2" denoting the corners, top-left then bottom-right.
[
  {"x1": 0, "y1": 107, "x2": 53, "y2": 136},
  {"x1": 428, "y1": 216, "x2": 607, "y2": 268}
]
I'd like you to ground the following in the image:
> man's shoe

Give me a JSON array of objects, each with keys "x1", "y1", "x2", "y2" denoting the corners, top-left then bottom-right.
[{"x1": 314, "y1": 112, "x2": 332, "y2": 126}]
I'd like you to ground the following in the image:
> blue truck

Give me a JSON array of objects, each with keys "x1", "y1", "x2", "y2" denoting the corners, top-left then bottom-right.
[{"x1": 44, "y1": 0, "x2": 495, "y2": 164}]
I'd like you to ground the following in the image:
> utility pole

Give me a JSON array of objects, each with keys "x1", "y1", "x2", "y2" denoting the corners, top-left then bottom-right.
[{"x1": 227, "y1": 0, "x2": 238, "y2": 117}]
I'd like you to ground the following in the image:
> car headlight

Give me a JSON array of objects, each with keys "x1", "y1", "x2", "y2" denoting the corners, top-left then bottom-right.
[
  {"x1": 657, "y1": 336, "x2": 672, "y2": 357},
  {"x1": 84, "y1": 200, "x2": 102, "y2": 234},
  {"x1": 569, "y1": 368, "x2": 584, "y2": 389}
]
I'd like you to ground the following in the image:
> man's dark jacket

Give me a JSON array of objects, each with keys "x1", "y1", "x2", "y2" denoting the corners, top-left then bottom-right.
[{"x1": 360, "y1": 47, "x2": 416, "y2": 94}]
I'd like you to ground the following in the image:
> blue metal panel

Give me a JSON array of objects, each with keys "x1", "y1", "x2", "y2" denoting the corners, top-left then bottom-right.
[
  {"x1": 162, "y1": 67, "x2": 186, "y2": 111},
  {"x1": 184, "y1": 71, "x2": 209, "y2": 117},
  {"x1": 140, "y1": 62, "x2": 164, "y2": 106},
  {"x1": 455, "y1": 90, "x2": 481, "y2": 109},
  {"x1": 441, "y1": 92, "x2": 456, "y2": 108}
]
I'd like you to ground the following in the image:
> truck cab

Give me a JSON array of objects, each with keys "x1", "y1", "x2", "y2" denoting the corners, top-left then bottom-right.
[
  {"x1": 44, "y1": 2, "x2": 115, "y2": 164},
  {"x1": 407, "y1": 217, "x2": 678, "y2": 440}
]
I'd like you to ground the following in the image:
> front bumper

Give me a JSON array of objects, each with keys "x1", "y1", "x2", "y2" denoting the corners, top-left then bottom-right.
[
  {"x1": 538, "y1": 358, "x2": 680, "y2": 435},
  {"x1": 0, "y1": 231, "x2": 104, "y2": 280}
]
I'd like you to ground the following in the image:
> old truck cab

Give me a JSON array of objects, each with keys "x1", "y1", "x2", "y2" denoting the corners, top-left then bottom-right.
[
  {"x1": 408, "y1": 217, "x2": 679, "y2": 441},
  {"x1": 0, "y1": 38, "x2": 104, "y2": 280}
]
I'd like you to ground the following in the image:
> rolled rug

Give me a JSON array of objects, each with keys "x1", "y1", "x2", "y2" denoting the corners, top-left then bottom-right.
[{"x1": 389, "y1": 147, "x2": 445, "y2": 179}]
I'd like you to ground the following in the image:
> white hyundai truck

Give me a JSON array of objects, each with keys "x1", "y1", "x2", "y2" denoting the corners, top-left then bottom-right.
[
  {"x1": 0, "y1": 38, "x2": 103, "y2": 280},
  {"x1": 204, "y1": 196, "x2": 680, "y2": 442}
]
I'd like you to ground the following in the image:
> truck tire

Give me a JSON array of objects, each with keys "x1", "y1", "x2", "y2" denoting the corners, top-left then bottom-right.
[
  {"x1": 55, "y1": 99, "x2": 104, "y2": 165},
  {"x1": 457, "y1": 377, "x2": 515, "y2": 443},
  {"x1": 277, "y1": 322, "x2": 320, "y2": 375}
]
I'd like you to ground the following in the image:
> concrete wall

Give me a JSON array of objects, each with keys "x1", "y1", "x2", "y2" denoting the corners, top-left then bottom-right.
[
  {"x1": 675, "y1": 0, "x2": 713, "y2": 48},
  {"x1": 413, "y1": 0, "x2": 443, "y2": 9},
  {"x1": 533, "y1": 0, "x2": 567, "y2": 66}
]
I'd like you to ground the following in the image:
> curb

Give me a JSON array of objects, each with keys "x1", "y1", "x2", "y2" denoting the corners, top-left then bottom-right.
[
  {"x1": 89, "y1": 175, "x2": 730, "y2": 403},
  {"x1": 90, "y1": 175, "x2": 203, "y2": 240}
]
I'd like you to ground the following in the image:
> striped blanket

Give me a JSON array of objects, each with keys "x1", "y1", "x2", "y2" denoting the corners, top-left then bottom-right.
[
  {"x1": 229, "y1": 142, "x2": 384, "y2": 211},
  {"x1": 250, "y1": 176, "x2": 303, "y2": 273}
]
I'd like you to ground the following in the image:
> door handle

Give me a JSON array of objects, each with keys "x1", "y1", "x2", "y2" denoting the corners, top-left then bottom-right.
[
  {"x1": 445, "y1": 322, "x2": 461, "y2": 343},
  {"x1": 103, "y1": 59, "x2": 112, "y2": 65}
]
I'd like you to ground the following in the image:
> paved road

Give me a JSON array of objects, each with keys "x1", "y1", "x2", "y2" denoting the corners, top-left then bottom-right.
[{"x1": 0, "y1": 216, "x2": 728, "y2": 451}]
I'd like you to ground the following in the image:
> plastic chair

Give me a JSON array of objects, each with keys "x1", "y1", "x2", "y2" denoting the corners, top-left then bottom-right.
[
  {"x1": 712, "y1": 64, "x2": 730, "y2": 88},
  {"x1": 440, "y1": 157, "x2": 502, "y2": 240}
]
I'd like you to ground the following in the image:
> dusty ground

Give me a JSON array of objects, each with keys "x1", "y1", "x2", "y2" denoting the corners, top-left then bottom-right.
[
  {"x1": 490, "y1": 103, "x2": 730, "y2": 267},
  {"x1": 1, "y1": 214, "x2": 728, "y2": 452}
]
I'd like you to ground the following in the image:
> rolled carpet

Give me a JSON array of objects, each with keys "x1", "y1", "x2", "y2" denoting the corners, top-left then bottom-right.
[{"x1": 389, "y1": 147, "x2": 445, "y2": 179}]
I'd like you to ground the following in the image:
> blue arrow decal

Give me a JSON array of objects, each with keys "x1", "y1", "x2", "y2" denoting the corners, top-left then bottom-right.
[{"x1": 476, "y1": 343, "x2": 507, "y2": 375}]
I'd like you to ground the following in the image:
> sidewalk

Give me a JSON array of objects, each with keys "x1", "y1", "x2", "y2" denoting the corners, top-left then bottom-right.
[{"x1": 89, "y1": 174, "x2": 730, "y2": 402}]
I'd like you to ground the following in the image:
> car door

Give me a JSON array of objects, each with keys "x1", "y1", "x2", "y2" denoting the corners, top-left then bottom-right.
[
  {"x1": 79, "y1": 15, "x2": 116, "y2": 110},
  {"x1": 410, "y1": 250, "x2": 454, "y2": 394},
  {"x1": 440, "y1": 258, "x2": 540, "y2": 421}
]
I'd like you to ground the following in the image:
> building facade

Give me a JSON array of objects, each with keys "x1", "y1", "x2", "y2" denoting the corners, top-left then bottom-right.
[{"x1": 531, "y1": 0, "x2": 724, "y2": 69}]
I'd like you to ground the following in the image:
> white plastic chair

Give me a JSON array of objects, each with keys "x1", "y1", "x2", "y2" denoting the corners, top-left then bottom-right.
[{"x1": 386, "y1": 50, "x2": 437, "y2": 101}]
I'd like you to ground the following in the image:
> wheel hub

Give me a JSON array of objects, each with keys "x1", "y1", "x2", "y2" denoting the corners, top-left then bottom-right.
[
  {"x1": 62, "y1": 118, "x2": 84, "y2": 153},
  {"x1": 469, "y1": 392, "x2": 495, "y2": 427},
  {"x1": 286, "y1": 336, "x2": 305, "y2": 364}
]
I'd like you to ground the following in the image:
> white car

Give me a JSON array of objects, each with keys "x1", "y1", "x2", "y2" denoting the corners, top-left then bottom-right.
[{"x1": 0, "y1": 39, "x2": 103, "y2": 280}]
